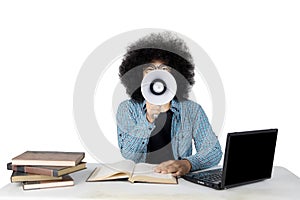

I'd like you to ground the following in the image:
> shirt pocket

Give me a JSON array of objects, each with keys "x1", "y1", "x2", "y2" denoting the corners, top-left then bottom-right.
[{"x1": 176, "y1": 128, "x2": 193, "y2": 155}]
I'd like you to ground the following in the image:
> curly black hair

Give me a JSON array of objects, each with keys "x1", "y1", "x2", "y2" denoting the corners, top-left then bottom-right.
[{"x1": 119, "y1": 31, "x2": 195, "y2": 102}]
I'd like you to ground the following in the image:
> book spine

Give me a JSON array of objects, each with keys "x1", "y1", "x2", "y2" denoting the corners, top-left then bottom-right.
[{"x1": 12, "y1": 166, "x2": 54, "y2": 176}]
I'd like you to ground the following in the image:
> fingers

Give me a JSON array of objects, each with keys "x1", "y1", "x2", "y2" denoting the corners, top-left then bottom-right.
[
  {"x1": 145, "y1": 101, "x2": 171, "y2": 123},
  {"x1": 172, "y1": 170, "x2": 183, "y2": 177},
  {"x1": 154, "y1": 160, "x2": 172, "y2": 172},
  {"x1": 146, "y1": 102, "x2": 161, "y2": 122},
  {"x1": 154, "y1": 160, "x2": 191, "y2": 177},
  {"x1": 159, "y1": 166, "x2": 177, "y2": 174},
  {"x1": 154, "y1": 160, "x2": 172, "y2": 173}
]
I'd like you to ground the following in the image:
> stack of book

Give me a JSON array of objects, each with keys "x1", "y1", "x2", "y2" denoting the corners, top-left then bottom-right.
[{"x1": 7, "y1": 151, "x2": 86, "y2": 190}]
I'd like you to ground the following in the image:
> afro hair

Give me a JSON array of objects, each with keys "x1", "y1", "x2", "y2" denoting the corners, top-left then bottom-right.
[{"x1": 119, "y1": 31, "x2": 195, "y2": 102}]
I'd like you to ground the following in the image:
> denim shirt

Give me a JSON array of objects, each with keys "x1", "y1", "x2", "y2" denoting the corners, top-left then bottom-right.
[{"x1": 116, "y1": 99, "x2": 223, "y2": 171}]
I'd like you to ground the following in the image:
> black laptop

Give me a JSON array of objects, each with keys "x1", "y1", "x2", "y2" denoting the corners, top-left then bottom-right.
[{"x1": 183, "y1": 129, "x2": 278, "y2": 190}]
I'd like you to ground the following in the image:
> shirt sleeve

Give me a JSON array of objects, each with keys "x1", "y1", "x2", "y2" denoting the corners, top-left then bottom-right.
[
  {"x1": 116, "y1": 100, "x2": 154, "y2": 163},
  {"x1": 184, "y1": 104, "x2": 223, "y2": 171}
]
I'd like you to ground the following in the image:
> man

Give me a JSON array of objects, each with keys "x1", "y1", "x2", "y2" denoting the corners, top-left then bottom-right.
[{"x1": 117, "y1": 32, "x2": 222, "y2": 176}]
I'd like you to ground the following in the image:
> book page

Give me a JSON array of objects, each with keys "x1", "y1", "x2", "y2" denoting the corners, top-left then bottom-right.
[
  {"x1": 87, "y1": 160, "x2": 135, "y2": 181},
  {"x1": 130, "y1": 163, "x2": 176, "y2": 182},
  {"x1": 132, "y1": 163, "x2": 157, "y2": 175},
  {"x1": 105, "y1": 160, "x2": 135, "y2": 174}
]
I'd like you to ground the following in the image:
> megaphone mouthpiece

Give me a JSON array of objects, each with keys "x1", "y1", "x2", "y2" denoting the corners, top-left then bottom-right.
[
  {"x1": 150, "y1": 79, "x2": 166, "y2": 95},
  {"x1": 141, "y1": 70, "x2": 177, "y2": 105}
]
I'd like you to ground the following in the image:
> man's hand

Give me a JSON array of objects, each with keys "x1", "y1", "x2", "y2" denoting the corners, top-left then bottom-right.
[
  {"x1": 146, "y1": 101, "x2": 170, "y2": 123},
  {"x1": 154, "y1": 160, "x2": 192, "y2": 177}
]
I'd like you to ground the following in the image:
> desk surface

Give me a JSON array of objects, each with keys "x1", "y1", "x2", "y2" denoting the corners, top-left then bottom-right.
[{"x1": 0, "y1": 164, "x2": 300, "y2": 200}]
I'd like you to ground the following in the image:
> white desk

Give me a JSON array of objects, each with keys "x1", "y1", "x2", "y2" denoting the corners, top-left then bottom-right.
[{"x1": 0, "y1": 164, "x2": 300, "y2": 200}]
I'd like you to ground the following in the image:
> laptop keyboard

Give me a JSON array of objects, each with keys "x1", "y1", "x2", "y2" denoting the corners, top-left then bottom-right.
[{"x1": 190, "y1": 168, "x2": 223, "y2": 182}]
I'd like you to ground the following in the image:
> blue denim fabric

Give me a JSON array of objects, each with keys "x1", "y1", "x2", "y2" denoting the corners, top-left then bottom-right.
[{"x1": 116, "y1": 99, "x2": 223, "y2": 171}]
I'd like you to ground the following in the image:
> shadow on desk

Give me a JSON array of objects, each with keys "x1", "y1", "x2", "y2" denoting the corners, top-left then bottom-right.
[{"x1": 0, "y1": 163, "x2": 300, "y2": 200}]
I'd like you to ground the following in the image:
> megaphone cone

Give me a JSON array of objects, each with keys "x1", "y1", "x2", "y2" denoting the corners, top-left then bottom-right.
[{"x1": 141, "y1": 70, "x2": 177, "y2": 105}]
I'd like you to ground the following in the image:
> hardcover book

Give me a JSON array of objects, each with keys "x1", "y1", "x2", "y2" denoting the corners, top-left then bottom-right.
[
  {"x1": 86, "y1": 160, "x2": 177, "y2": 184},
  {"x1": 22, "y1": 175, "x2": 74, "y2": 190},
  {"x1": 7, "y1": 162, "x2": 86, "y2": 177},
  {"x1": 10, "y1": 171, "x2": 63, "y2": 182},
  {"x1": 11, "y1": 151, "x2": 85, "y2": 166}
]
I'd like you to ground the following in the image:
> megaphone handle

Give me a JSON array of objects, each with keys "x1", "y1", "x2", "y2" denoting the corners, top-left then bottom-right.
[
  {"x1": 153, "y1": 114, "x2": 159, "y2": 119},
  {"x1": 146, "y1": 103, "x2": 168, "y2": 123},
  {"x1": 152, "y1": 105, "x2": 162, "y2": 120}
]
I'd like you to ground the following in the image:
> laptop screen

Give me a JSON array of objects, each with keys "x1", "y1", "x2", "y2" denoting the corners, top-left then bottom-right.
[{"x1": 222, "y1": 129, "x2": 278, "y2": 188}]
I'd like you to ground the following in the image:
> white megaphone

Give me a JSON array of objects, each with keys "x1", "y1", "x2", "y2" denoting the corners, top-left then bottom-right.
[{"x1": 141, "y1": 70, "x2": 177, "y2": 106}]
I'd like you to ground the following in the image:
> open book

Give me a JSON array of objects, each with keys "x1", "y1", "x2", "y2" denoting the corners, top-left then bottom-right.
[{"x1": 86, "y1": 160, "x2": 177, "y2": 184}]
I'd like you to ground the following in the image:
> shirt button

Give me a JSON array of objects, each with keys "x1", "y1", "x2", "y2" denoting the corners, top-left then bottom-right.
[
  {"x1": 119, "y1": 134, "x2": 122, "y2": 136},
  {"x1": 142, "y1": 142, "x2": 145, "y2": 144},
  {"x1": 178, "y1": 157, "x2": 182, "y2": 160},
  {"x1": 148, "y1": 127, "x2": 152, "y2": 130}
]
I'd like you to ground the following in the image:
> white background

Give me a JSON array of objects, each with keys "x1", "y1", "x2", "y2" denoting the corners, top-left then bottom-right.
[{"x1": 0, "y1": 0, "x2": 299, "y2": 188}]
